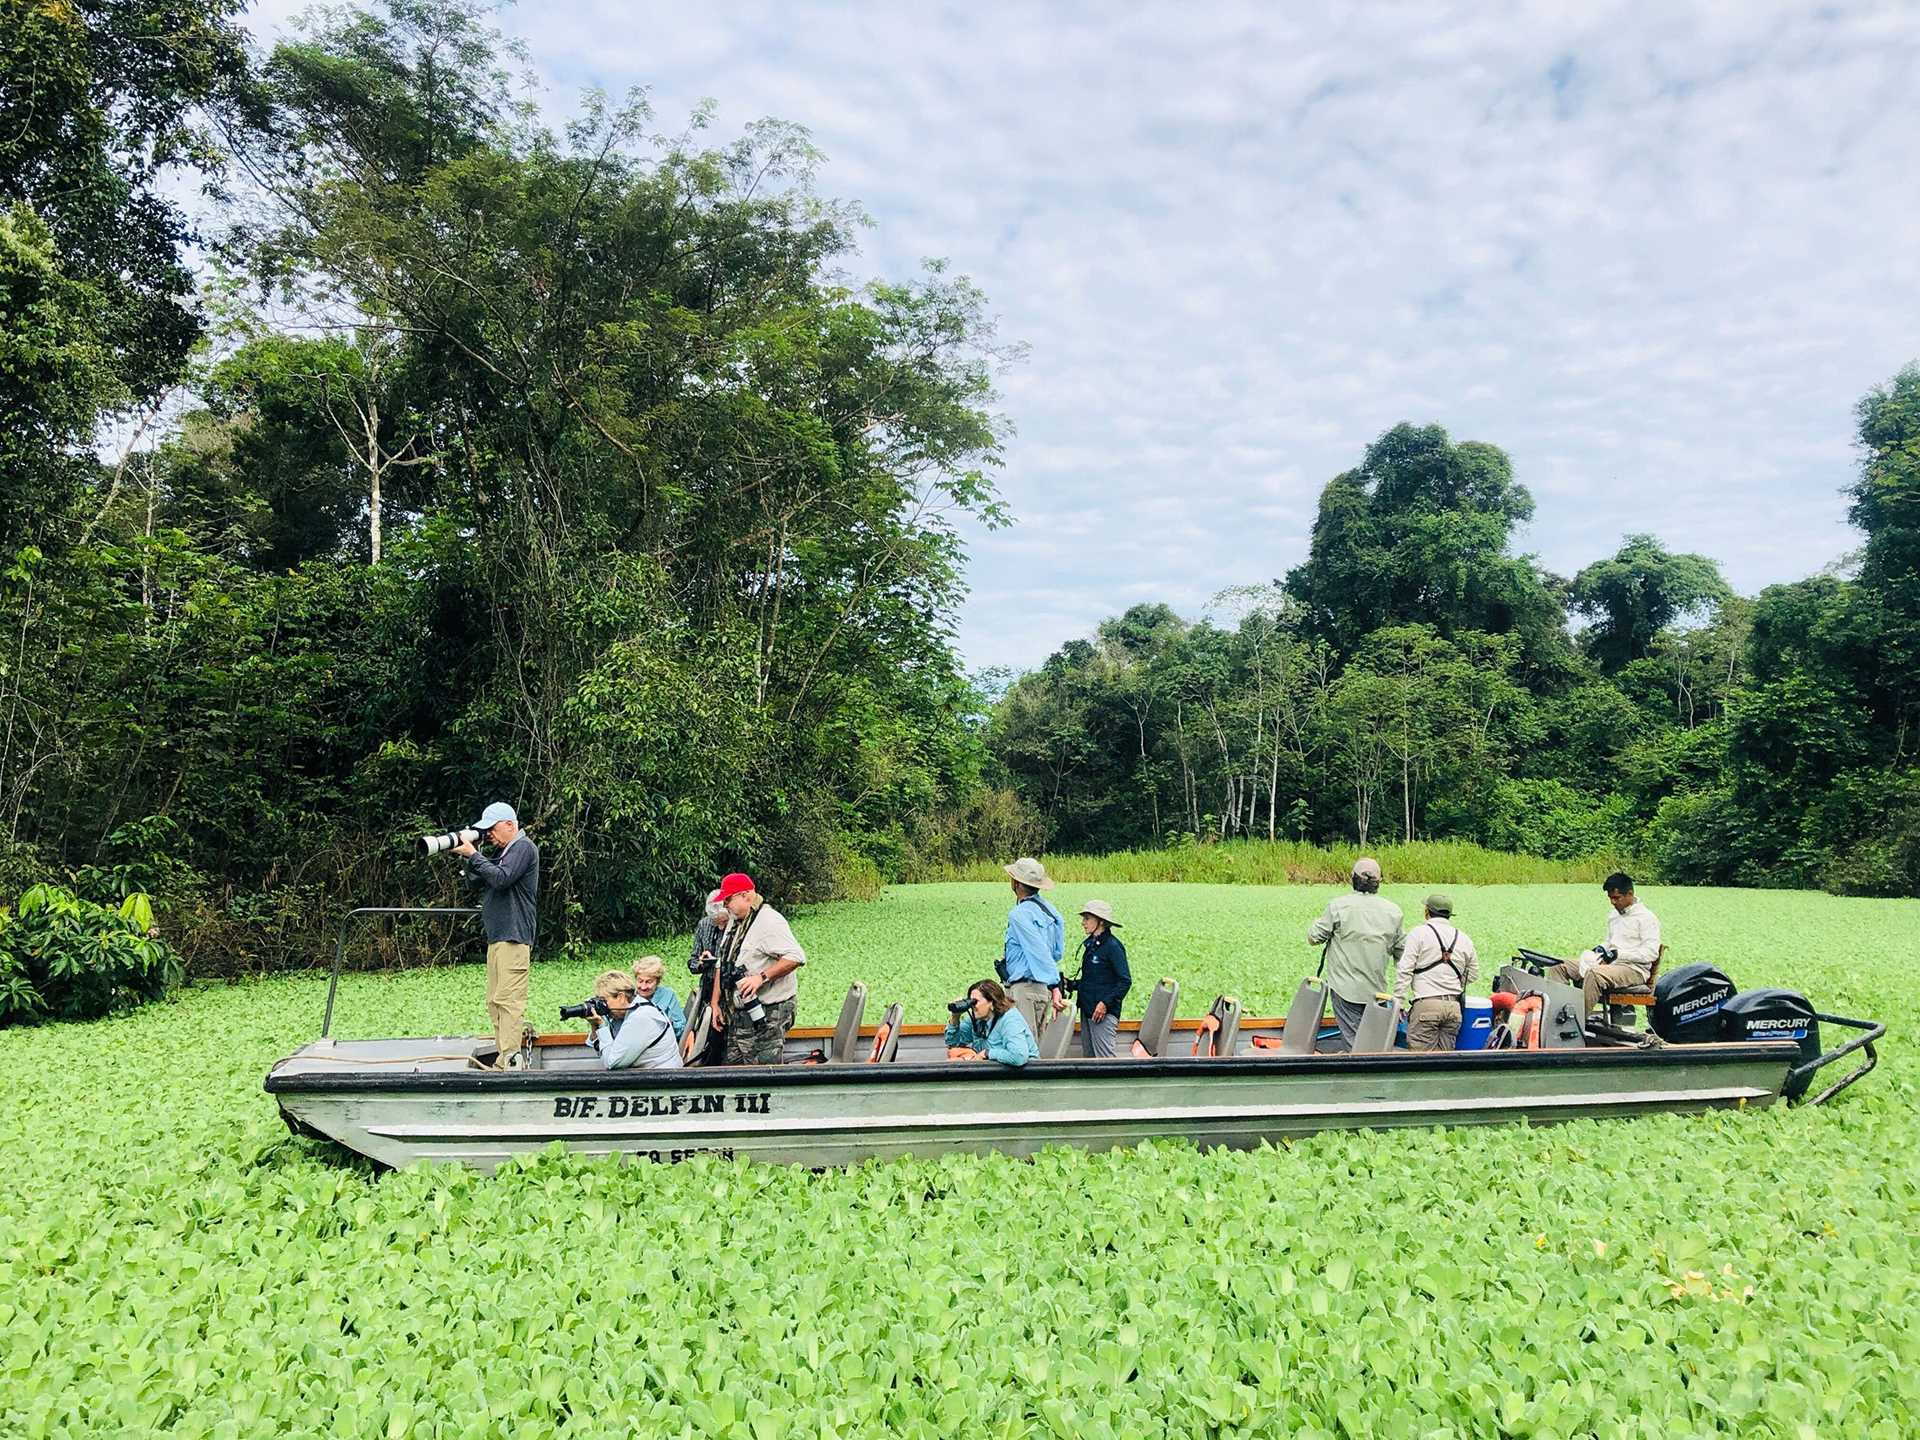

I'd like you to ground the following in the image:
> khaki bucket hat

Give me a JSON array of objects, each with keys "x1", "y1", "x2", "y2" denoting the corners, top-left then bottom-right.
[
  {"x1": 1079, "y1": 898, "x2": 1121, "y2": 927},
  {"x1": 1003, "y1": 856, "x2": 1054, "y2": 890}
]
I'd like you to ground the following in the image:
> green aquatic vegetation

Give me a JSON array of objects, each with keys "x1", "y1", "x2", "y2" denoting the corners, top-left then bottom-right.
[{"x1": 2, "y1": 882, "x2": 1916, "y2": 1436}]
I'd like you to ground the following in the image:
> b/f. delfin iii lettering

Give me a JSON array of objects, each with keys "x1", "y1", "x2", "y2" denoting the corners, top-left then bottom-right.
[{"x1": 551, "y1": 1092, "x2": 772, "y2": 1119}]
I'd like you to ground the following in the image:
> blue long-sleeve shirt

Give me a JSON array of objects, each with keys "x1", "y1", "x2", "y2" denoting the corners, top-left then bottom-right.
[
  {"x1": 648, "y1": 984, "x2": 687, "y2": 1039},
  {"x1": 1002, "y1": 895, "x2": 1064, "y2": 986},
  {"x1": 944, "y1": 1007, "x2": 1039, "y2": 1067},
  {"x1": 464, "y1": 833, "x2": 540, "y2": 945}
]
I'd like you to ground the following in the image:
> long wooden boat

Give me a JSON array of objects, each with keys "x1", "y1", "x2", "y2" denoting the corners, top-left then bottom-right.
[{"x1": 268, "y1": 909, "x2": 1882, "y2": 1174}]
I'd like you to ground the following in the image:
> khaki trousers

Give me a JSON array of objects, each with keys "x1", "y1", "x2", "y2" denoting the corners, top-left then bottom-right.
[
  {"x1": 1406, "y1": 996, "x2": 1463, "y2": 1052},
  {"x1": 486, "y1": 941, "x2": 531, "y2": 1065},
  {"x1": 1545, "y1": 959, "x2": 1649, "y2": 1016},
  {"x1": 1006, "y1": 981, "x2": 1057, "y2": 1038}
]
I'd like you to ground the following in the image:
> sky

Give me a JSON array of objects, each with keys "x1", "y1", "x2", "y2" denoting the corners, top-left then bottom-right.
[{"x1": 248, "y1": 1, "x2": 1920, "y2": 672}]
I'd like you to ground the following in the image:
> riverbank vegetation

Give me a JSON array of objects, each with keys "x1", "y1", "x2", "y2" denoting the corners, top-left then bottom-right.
[{"x1": 2, "y1": 0, "x2": 1915, "y2": 999}]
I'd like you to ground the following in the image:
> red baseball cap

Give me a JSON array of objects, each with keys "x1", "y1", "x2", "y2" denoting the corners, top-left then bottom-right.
[{"x1": 716, "y1": 872, "x2": 756, "y2": 901}]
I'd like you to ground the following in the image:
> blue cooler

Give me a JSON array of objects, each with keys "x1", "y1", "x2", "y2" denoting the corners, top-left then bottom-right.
[{"x1": 1456, "y1": 997, "x2": 1494, "y2": 1050}]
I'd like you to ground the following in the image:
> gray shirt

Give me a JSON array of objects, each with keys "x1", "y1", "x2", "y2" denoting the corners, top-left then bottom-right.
[
  {"x1": 465, "y1": 833, "x2": 539, "y2": 946},
  {"x1": 1307, "y1": 891, "x2": 1406, "y2": 1005}
]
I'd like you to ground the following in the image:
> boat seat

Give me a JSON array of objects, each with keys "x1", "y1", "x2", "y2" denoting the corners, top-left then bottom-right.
[
  {"x1": 1350, "y1": 996, "x2": 1398, "y2": 1053},
  {"x1": 1279, "y1": 976, "x2": 1325, "y2": 1054},
  {"x1": 1600, "y1": 944, "x2": 1667, "y2": 1010},
  {"x1": 1191, "y1": 995, "x2": 1241, "y2": 1057},
  {"x1": 1037, "y1": 1007, "x2": 1078, "y2": 1059},
  {"x1": 826, "y1": 982, "x2": 868, "y2": 1063},
  {"x1": 1129, "y1": 979, "x2": 1180, "y2": 1058},
  {"x1": 867, "y1": 1002, "x2": 904, "y2": 1063}
]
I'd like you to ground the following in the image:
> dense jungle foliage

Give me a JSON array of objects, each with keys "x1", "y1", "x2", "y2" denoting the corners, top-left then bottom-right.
[
  {"x1": 986, "y1": 397, "x2": 1920, "y2": 900},
  {"x1": 1, "y1": 1, "x2": 1916, "y2": 991}
]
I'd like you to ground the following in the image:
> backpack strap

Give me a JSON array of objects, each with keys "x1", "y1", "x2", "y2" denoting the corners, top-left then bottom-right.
[{"x1": 1411, "y1": 922, "x2": 1467, "y2": 996}]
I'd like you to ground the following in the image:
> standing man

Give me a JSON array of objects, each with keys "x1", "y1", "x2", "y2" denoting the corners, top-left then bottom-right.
[
  {"x1": 1547, "y1": 871, "x2": 1662, "y2": 1018},
  {"x1": 455, "y1": 801, "x2": 539, "y2": 1069},
  {"x1": 1073, "y1": 899, "x2": 1131, "y2": 1058},
  {"x1": 1394, "y1": 893, "x2": 1479, "y2": 1051},
  {"x1": 1306, "y1": 857, "x2": 1405, "y2": 1053},
  {"x1": 714, "y1": 872, "x2": 806, "y2": 1065},
  {"x1": 1000, "y1": 856, "x2": 1066, "y2": 1037}
]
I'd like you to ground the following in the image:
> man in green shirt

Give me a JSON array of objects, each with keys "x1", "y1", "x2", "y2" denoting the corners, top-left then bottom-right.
[{"x1": 1306, "y1": 857, "x2": 1406, "y2": 1052}]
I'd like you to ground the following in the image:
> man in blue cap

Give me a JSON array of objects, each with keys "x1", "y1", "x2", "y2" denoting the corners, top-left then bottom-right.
[{"x1": 454, "y1": 802, "x2": 540, "y2": 1068}]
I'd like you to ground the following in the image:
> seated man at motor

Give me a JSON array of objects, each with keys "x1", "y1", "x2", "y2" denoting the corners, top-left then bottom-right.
[
  {"x1": 1393, "y1": 893, "x2": 1480, "y2": 1051},
  {"x1": 944, "y1": 979, "x2": 1038, "y2": 1068},
  {"x1": 631, "y1": 954, "x2": 687, "y2": 1039},
  {"x1": 585, "y1": 970, "x2": 683, "y2": 1071},
  {"x1": 1546, "y1": 871, "x2": 1662, "y2": 1017}
]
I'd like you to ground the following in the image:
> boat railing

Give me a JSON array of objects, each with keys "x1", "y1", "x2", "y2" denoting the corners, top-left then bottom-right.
[
  {"x1": 321, "y1": 905, "x2": 481, "y2": 1039},
  {"x1": 1794, "y1": 1013, "x2": 1886, "y2": 1106}
]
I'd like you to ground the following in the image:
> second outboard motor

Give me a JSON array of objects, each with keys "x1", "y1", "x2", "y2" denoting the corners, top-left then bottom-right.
[
  {"x1": 1721, "y1": 989, "x2": 1822, "y2": 1099},
  {"x1": 1650, "y1": 963, "x2": 1736, "y2": 1044}
]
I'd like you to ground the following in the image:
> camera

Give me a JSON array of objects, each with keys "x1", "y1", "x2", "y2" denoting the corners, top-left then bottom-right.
[
  {"x1": 417, "y1": 827, "x2": 480, "y2": 857},
  {"x1": 1057, "y1": 974, "x2": 1079, "y2": 999},
  {"x1": 947, "y1": 997, "x2": 974, "y2": 1015},
  {"x1": 559, "y1": 996, "x2": 612, "y2": 1022}
]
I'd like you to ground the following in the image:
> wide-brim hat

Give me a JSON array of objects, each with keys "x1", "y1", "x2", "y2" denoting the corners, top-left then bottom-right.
[
  {"x1": 1079, "y1": 898, "x2": 1120, "y2": 927},
  {"x1": 1003, "y1": 856, "x2": 1054, "y2": 890}
]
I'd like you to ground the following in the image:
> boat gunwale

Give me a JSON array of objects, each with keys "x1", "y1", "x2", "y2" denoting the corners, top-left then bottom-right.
[{"x1": 265, "y1": 1037, "x2": 1800, "y2": 1094}]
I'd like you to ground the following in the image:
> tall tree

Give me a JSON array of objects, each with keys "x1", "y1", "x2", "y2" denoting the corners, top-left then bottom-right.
[{"x1": 1569, "y1": 534, "x2": 1732, "y2": 673}]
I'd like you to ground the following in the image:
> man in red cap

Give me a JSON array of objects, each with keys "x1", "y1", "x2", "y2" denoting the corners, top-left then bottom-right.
[{"x1": 709, "y1": 872, "x2": 806, "y2": 1064}]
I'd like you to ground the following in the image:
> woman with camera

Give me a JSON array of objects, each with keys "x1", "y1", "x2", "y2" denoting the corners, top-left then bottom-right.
[
  {"x1": 630, "y1": 955, "x2": 687, "y2": 1039},
  {"x1": 584, "y1": 970, "x2": 683, "y2": 1071},
  {"x1": 944, "y1": 979, "x2": 1039, "y2": 1068}
]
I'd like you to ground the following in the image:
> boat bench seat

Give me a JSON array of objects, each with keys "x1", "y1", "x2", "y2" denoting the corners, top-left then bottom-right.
[
  {"x1": 1036, "y1": 1008, "x2": 1078, "y2": 1060},
  {"x1": 826, "y1": 983, "x2": 868, "y2": 1063},
  {"x1": 867, "y1": 1002, "x2": 904, "y2": 1063},
  {"x1": 1130, "y1": 979, "x2": 1180, "y2": 1058},
  {"x1": 1600, "y1": 945, "x2": 1667, "y2": 1010},
  {"x1": 1192, "y1": 995, "x2": 1241, "y2": 1056}
]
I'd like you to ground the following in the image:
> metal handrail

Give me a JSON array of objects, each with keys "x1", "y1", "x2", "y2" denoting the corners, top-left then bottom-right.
[
  {"x1": 321, "y1": 906, "x2": 480, "y2": 1038},
  {"x1": 1793, "y1": 1013, "x2": 1886, "y2": 1106}
]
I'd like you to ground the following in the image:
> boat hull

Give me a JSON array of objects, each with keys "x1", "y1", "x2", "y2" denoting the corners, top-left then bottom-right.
[{"x1": 267, "y1": 1038, "x2": 1796, "y2": 1173}]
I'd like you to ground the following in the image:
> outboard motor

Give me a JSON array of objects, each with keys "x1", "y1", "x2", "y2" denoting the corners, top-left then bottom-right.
[
  {"x1": 1721, "y1": 989, "x2": 1822, "y2": 1099},
  {"x1": 1650, "y1": 963, "x2": 1735, "y2": 1044}
]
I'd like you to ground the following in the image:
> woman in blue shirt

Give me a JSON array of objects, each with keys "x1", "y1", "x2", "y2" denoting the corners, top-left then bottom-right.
[
  {"x1": 944, "y1": 979, "x2": 1038, "y2": 1068},
  {"x1": 631, "y1": 954, "x2": 687, "y2": 1038}
]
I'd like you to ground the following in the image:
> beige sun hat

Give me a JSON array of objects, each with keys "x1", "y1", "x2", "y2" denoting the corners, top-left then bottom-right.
[
  {"x1": 1003, "y1": 856, "x2": 1054, "y2": 890},
  {"x1": 1079, "y1": 898, "x2": 1120, "y2": 927},
  {"x1": 1351, "y1": 856, "x2": 1382, "y2": 881}
]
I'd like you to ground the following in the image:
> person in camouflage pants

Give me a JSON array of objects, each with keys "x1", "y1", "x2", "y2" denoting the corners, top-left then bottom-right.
[
  {"x1": 724, "y1": 998, "x2": 797, "y2": 1064},
  {"x1": 712, "y1": 872, "x2": 805, "y2": 1066}
]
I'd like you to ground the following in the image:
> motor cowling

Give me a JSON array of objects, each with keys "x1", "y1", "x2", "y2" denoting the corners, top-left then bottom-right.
[
  {"x1": 1650, "y1": 963, "x2": 1736, "y2": 1044},
  {"x1": 1720, "y1": 988, "x2": 1821, "y2": 1099}
]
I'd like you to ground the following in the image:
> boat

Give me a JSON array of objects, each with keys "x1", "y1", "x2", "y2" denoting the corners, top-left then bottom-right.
[{"x1": 267, "y1": 908, "x2": 1883, "y2": 1173}]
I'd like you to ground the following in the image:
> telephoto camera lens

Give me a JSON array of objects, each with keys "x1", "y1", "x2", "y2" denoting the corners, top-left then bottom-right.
[{"x1": 416, "y1": 827, "x2": 479, "y2": 857}]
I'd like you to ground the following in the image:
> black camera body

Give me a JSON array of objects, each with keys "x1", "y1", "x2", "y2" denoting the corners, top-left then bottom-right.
[
  {"x1": 558, "y1": 995, "x2": 613, "y2": 1022},
  {"x1": 1057, "y1": 974, "x2": 1079, "y2": 998}
]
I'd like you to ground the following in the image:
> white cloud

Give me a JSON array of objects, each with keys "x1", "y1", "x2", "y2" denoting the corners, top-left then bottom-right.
[{"x1": 243, "y1": 0, "x2": 1920, "y2": 670}]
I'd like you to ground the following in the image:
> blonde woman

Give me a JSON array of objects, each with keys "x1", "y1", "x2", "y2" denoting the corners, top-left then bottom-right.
[
  {"x1": 631, "y1": 954, "x2": 687, "y2": 1038},
  {"x1": 584, "y1": 970, "x2": 681, "y2": 1071}
]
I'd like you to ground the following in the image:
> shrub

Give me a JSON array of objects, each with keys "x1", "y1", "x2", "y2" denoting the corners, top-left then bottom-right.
[{"x1": 0, "y1": 884, "x2": 182, "y2": 1024}]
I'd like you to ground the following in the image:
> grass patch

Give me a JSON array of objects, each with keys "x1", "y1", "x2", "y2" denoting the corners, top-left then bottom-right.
[
  {"x1": 3, "y1": 882, "x2": 1916, "y2": 1435},
  {"x1": 914, "y1": 838, "x2": 1635, "y2": 887}
]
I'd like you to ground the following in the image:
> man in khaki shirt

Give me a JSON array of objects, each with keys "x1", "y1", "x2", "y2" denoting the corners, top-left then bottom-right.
[
  {"x1": 1394, "y1": 893, "x2": 1479, "y2": 1051},
  {"x1": 1306, "y1": 858, "x2": 1405, "y2": 1051},
  {"x1": 1547, "y1": 872, "x2": 1662, "y2": 1017},
  {"x1": 713, "y1": 871, "x2": 806, "y2": 1064}
]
